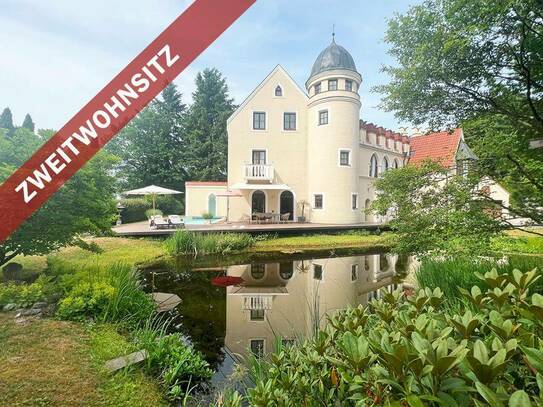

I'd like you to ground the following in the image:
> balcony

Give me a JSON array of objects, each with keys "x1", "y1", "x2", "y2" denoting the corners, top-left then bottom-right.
[
  {"x1": 242, "y1": 295, "x2": 273, "y2": 310},
  {"x1": 244, "y1": 164, "x2": 274, "y2": 182}
]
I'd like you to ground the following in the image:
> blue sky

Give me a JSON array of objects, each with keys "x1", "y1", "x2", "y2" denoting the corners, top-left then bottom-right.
[{"x1": 0, "y1": 0, "x2": 421, "y2": 132}]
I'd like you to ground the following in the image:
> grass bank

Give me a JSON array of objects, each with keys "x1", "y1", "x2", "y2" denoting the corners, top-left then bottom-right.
[
  {"x1": 252, "y1": 231, "x2": 394, "y2": 252},
  {"x1": 0, "y1": 313, "x2": 165, "y2": 406}
]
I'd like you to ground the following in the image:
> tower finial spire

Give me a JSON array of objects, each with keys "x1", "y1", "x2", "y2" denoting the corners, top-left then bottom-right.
[{"x1": 332, "y1": 24, "x2": 335, "y2": 42}]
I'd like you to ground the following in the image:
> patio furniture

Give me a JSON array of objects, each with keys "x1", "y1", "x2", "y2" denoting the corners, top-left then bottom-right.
[
  {"x1": 252, "y1": 212, "x2": 266, "y2": 224},
  {"x1": 280, "y1": 213, "x2": 291, "y2": 223},
  {"x1": 152, "y1": 215, "x2": 169, "y2": 230},
  {"x1": 168, "y1": 215, "x2": 184, "y2": 228}
]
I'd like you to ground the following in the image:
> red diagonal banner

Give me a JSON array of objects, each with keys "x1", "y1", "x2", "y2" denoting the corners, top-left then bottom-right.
[{"x1": 0, "y1": 0, "x2": 255, "y2": 243}]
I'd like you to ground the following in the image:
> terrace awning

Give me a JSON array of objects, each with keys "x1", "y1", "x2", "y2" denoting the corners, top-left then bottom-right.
[
  {"x1": 230, "y1": 183, "x2": 291, "y2": 190},
  {"x1": 215, "y1": 189, "x2": 243, "y2": 197}
]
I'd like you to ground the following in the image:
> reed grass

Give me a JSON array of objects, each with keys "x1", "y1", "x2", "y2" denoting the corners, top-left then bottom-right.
[
  {"x1": 416, "y1": 255, "x2": 543, "y2": 302},
  {"x1": 164, "y1": 230, "x2": 255, "y2": 256}
]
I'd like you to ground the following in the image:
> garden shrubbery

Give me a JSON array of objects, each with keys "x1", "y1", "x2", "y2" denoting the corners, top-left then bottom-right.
[
  {"x1": 416, "y1": 256, "x2": 543, "y2": 302},
  {"x1": 0, "y1": 275, "x2": 55, "y2": 308},
  {"x1": 223, "y1": 268, "x2": 543, "y2": 406},
  {"x1": 54, "y1": 262, "x2": 155, "y2": 324},
  {"x1": 120, "y1": 196, "x2": 183, "y2": 223},
  {"x1": 134, "y1": 319, "x2": 213, "y2": 401},
  {"x1": 164, "y1": 230, "x2": 255, "y2": 256}
]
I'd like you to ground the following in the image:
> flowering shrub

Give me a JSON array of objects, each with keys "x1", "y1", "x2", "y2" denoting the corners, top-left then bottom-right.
[
  {"x1": 238, "y1": 268, "x2": 543, "y2": 406},
  {"x1": 57, "y1": 281, "x2": 115, "y2": 320}
]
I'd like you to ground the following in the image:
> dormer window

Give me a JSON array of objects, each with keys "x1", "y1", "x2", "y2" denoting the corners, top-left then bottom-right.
[
  {"x1": 328, "y1": 79, "x2": 338, "y2": 91},
  {"x1": 315, "y1": 82, "x2": 321, "y2": 95},
  {"x1": 275, "y1": 85, "x2": 283, "y2": 97}
]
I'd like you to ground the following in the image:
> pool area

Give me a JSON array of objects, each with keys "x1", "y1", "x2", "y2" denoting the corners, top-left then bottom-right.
[{"x1": 182, "y1": 216, "x2": 224, "y2": 225}]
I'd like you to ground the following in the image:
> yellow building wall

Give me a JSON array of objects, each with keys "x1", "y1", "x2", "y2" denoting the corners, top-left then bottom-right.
[
  {"x1": 226, "y1": 66, "x2": 309, "y2": 221},
  {"x1": 185, "y1": 185, "x2": 228, "y2": 218}
]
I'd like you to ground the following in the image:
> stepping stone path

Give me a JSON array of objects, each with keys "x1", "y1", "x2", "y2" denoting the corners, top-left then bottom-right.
[
  {"x1": 151, "y1": 292, "x2": 182, "y2": 313},
  {"x1": 105, "y1": 350, "x2": 148, "y2": 372}
]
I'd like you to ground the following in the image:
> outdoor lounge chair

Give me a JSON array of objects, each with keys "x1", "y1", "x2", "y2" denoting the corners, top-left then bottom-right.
[
  {"x1": 152, "y1": 215, "x2": 169, "y2": 229},
  {"x1": 168, "y1": 215, "x2": 184, "y2": 228}
]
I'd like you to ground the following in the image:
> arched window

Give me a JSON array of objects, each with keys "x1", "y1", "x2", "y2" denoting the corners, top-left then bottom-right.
[
  {"x1": 275, "y1": 85, "x2": 283, "y2": 97},
  {"x1": 251, "y1": 264, "x2": 265, "y2": 280},
  {"x1": 279, "y1": 262, "x2": 294, "y2": 280},
  {"x1": 208, "y1": 194, "x2": 216, "y2": 217},
  {"x1": 393, "y1": 159, "x2": 399, "y2": 169},
  {"x1": 369, "y1": 154, "x2": 378, "y2": 178},
  {"x1": 381, "y1": 157, "x2": 389, "y2": 174}
]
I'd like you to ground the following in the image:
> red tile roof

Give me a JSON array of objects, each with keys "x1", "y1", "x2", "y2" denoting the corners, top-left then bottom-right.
[
  {"x1": 185, "y1": 181, "x2": 227, "y2": 187},
  {"x1": 408, "y1": 128, "x2": 463, "y2": 168}
]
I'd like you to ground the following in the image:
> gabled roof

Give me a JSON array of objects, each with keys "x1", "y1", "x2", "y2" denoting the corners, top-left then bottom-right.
[
  {"x1": 227, "y1": 65, "x2": 308, "y2": 125},
  {"x1": 408, "y1": 128, "x2": 463, "y2": 167}
]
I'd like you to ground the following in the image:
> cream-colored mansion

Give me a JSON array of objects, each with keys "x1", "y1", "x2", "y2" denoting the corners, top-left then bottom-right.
[{"x1": 185, "y1": 40, "x2": 509, "y2": 224}]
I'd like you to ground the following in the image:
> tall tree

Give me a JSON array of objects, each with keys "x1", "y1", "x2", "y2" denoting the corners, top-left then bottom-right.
[
  {"x1": 378, "y1": 0, "x2": 543, "y2": 224},
  {"x1": 107, "y1": 84, "x2": 187, "y2": 190},
  {"x1": 0, "y1": 107, "x2": 14, "y2": 130},
  {"x1": 21, "y1": 113, "x2": 35, "y2": 132},
  {"x1": 184, "y1": 68, "x2": 235, "y2": 181},
  {"x1": 0, "y1": 127, "x2": 117, "y2": 268}
]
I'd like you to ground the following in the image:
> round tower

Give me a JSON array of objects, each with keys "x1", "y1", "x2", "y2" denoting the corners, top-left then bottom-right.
[{"x1": 306, "y1": 39, "x2": 362, "y2": 223}]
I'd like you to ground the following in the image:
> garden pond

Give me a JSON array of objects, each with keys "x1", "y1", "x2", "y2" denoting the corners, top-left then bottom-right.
[{"x1": 138, "y1": 248, "x2": 414, "y2": 390}]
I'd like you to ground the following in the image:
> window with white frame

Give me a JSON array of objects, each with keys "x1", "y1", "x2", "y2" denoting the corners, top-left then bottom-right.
[
  {"x1": 369, "y1": 154, "x2": 379, "y2": 178},
  {"x1": 314, "y1": 82, "x2": 321, "y2": 94},
  {"x1": 250, "y1": 339, "x2": 265, "y2": 358},
  {"x1": 253, "y1": 112, "x2": 266, "y2": 130},
  {"x1": 275, "y1": 85, "x2": 283, "y2": 97},
  {"x1": 318, "y1": 110, "x2": 328, "y2": 125},
  {"x1": 328, "y1": 79, "x2": 338, "y2": 91},
  {"x1": 339, "y1": 149, "x2": 351, "y2": 166},
  {"x1": 283, "y1": 112, "x2": 296, "y2": 130},
  {"x1": 252, "y1": 150, "x2": 267, "y2": 165},
  {"x1": 313, "y1": 194, "x2": 324, "y2": 209},
  {"x1": 250, "y1": 309, "x2": 265, "y2": 321},
  {"x1": 351, "y1": 193, "x2": 359, "y2": 210},
  {"x1": 351, "y1": 264, "x2": 359, "y2": 281},
  {"x1": 313, "y1": 264, "x2": 323, "y2": 280},
  {"x1": 345, "y1": 79, "x2": 353, "y2": 91}
]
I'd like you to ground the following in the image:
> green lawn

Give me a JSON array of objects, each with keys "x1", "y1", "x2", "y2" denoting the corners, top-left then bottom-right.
[
  {"x1": 0, "y1": 313, "x2": 165, "y2": 407},
  {"x1": 8, "y1": 233, "x2": 394, "y2": 274},
  {"x1": 253, "y1": 232, "x2": 394, "y2": 251}
]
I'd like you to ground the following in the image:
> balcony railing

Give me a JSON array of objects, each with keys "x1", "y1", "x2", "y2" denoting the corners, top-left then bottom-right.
[
  {"x1": 242, "y1": 295, "x2": 273, "y2": 310},
  {"x1": 244, "y1": 164, "x2": 274, "y2": 182}
]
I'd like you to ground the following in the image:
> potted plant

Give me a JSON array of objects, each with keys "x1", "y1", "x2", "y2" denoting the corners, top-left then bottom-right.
[{"x1": 297, "y1": 199, "x2": 309, "y2": 223}]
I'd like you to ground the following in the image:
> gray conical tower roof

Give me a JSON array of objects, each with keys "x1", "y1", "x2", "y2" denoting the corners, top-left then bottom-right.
[{"x1": 309, "y1": 39, "x2": 357, "y2": 78}]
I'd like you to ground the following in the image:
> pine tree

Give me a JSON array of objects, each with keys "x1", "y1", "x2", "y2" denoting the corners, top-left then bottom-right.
[
  {"x1": 0, "y1": 108, "x2": 14, "y2": 130},
  {"x1": 21, "y1": 114, "x2": 35, "y2": 132},
  {"x1": 184, "y1": 68, "x2": 235, "y2": 181}
]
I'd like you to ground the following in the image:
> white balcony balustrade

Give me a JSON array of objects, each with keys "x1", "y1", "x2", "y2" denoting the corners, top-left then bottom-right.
[
  {"x1": 242, "y1": 296, "x2": 273, "y2": 310},
  {"x1": 244, "y1": 164, "x2": 274, "y2": 182}
]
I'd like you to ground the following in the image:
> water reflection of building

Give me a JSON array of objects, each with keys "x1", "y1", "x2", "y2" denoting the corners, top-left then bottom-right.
[{"x1": 224, "y1": 253, "x2": 410, "y2": 359}]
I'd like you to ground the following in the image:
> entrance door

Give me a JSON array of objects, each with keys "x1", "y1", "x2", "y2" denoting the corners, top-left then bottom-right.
[
  {"x1": 279, "y1": 191, "x2": 294, "y2": 220},
  {"x1": 252, "y1": 190, "x2": 266, "y2": 214},
  {"x1": 252, "y1": 150, "x2": 267, "y2": 165},
  {"x1": 208, "y1": 194, "x2": 216, "y2": 217}
]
